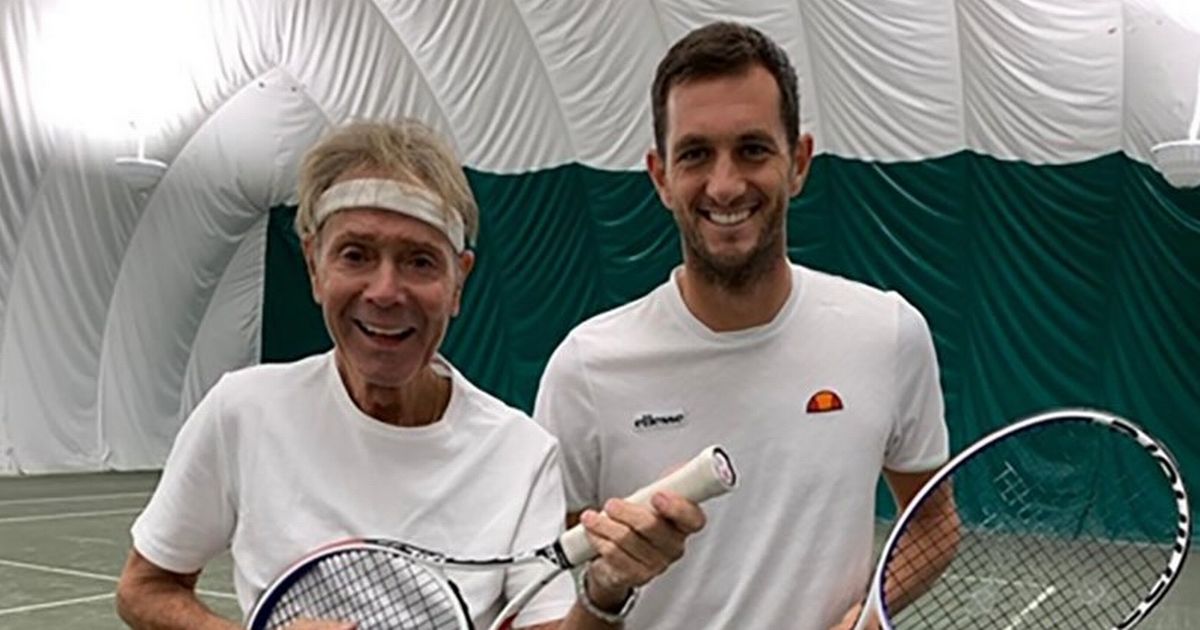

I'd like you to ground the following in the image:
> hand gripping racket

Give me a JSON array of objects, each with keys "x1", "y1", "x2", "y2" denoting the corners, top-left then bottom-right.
[
  {"x1": 247, "y1": 445, "x2": 737, "y2": 629},
  {"x1": 853, "y1": 408, "x2": 1190, "y2": 630}
]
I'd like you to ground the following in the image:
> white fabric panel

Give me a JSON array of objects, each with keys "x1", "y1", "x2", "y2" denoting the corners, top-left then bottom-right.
[
  {"x1": 0, "y1": 0, "x2": 48, "y2": 473},
  {"x1": 0, "y1": 0, "x2": 274, "y2": 473},
  {"x1": 1122, "y1": 0, "x2": 1200, "y2": 163},
  {"x1": 0, "y1": 135, "x2": 142, "y2": 473},
  {"x1": 175, "y1": 215, "x2": 266, "y2": 436},
  {"x1": 802, "y1": 0, "x2": 963, "y2": 160},
  {"x1": 374, "y1": 0, "x2": 574, "y2": 171},
  {"x1": 201, "y1": 0, "x2": 283, "y2": 104},
  {"x1": 959, "y1": 0, "x2": 1124, "y2": 163},
  {"x1": 99, "y1": 70, "x2": 325, "y2": 470},
  {"x1": 279, "y1": 0, "x2": 450, "y2": 152},
  {"x1": 512, "y1": 0, "x2": 664, "y2": 169},
  {"x1": 0, "y1": 1, "x2": 44, "y2": 327}
]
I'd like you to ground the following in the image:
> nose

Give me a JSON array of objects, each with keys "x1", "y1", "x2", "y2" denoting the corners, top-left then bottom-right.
[
  {"x1": 704, "y1": 151, "x2": 747, "y2": 206},
  {"x1": 362, "y1": 261, "x2": 407, "y2": 308}
]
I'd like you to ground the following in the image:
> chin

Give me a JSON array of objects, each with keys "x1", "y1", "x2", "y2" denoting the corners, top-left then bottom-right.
[{"x1": 340, "y1": 350, "x2": 420, "y2": 382}]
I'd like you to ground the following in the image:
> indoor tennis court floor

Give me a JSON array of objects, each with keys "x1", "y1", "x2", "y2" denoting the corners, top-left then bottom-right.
[{"x1": 2, "y1": 471, "x2": 1198, "y2": 629}]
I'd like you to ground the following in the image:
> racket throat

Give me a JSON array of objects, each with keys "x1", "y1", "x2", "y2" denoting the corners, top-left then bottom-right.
[{"x1": 545, "y1": 542, "x2": 574, "y2": 569}]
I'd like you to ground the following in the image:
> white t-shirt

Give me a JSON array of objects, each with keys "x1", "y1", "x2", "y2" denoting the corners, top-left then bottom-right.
[
  {"x1": 534, "y1": 264, "x2": 948, "y2": 630},
  {"x1": 132, "y1": 351, "x2": 574, "y2": 628}
]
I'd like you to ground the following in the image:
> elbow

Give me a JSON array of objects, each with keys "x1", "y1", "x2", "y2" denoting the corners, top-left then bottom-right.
[
  {"x1": 115, "y1": 549, "x2": 159, "y2": 627},
  {"x1": 115, "y1": 565, "x2": 143, "y2": 626},
  {"x1": 114, "y1": 579, "x2": 135, "y2": 626}
]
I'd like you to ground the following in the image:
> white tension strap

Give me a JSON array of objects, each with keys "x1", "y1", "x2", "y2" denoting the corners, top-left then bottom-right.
[{"x1": 314, "y1": 178, "x2": 467, "y2": 252}]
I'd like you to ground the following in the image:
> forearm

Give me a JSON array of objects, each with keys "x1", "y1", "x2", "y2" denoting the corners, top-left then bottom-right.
[
  {"x1": 116, "y1": 581, "x2": 237, "y2": 630},
  {"x1": 882, "y1": 484, "x2": 961, "y2": 612},
  {"x1": 115, "y1": 550, "x2": 238, "y2": 630}
]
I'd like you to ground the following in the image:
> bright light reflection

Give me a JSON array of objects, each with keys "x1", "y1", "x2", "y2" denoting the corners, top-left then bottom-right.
[
  {"x1": 1158, "y1": 0, "x2": 1200, "y2": 33},
  {"x1": 30, "y1": 0, "x2": 213, "y2": 140}
]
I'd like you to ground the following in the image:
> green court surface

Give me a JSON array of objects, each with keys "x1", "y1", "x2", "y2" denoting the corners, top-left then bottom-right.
[
  {"x1": 1, "y1": 472, "x2": 1197, "y2": 628},
  {"x1": 0, "y1": 472, "x2": 238, "y2": 629}
]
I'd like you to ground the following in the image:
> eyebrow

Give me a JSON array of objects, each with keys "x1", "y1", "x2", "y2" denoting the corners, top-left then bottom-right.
[
  {"x1": 738, "y1": 130, "x2": 779, "y2": 146},
  {"x1": 328, "y1": 229, "x2": 448, "y2": 256},
  {"x1": 671, "y1": 130, "x2": 780, "y2": 155}
]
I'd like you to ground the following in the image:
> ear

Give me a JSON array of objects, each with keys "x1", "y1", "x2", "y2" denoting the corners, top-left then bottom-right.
[
  {"x1": 646, "y1": 148, "x2": 674, "y2": 209},
  {"x1": 450, "y1": 250, "x2": 476, "y2": 317},
  {"x1": 789, "y1": 133, "x2": 815, "y2": 197},
  {"x1": 302, "y1": 234, "x2": 322, "y2": 304}
]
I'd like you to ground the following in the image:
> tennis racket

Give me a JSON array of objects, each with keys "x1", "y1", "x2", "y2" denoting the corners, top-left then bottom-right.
[
  {"x1": 246, "y1": 445, "x2": 738, "y2": 630},
  {"x1": 852, "y1": 408, "x2": 1191, "y2": 630}
]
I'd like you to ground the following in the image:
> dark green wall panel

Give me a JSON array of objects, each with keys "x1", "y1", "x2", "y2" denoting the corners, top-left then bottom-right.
[{"x1": 261, "y1": 152, "x2": 1200, "y2": 536}]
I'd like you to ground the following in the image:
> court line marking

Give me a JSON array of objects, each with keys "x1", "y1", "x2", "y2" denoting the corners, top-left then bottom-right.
[
  {"x1": 1002, "y1": 585, "x2": 1057, "y2": 630},
  {"x1": 0, "y1": 492, "x2": 149, "y2": 507},
  {"x1": 945, "y1": 571, "x2": 1046, "y2": 591},
  {"x1": 0, "y1": 558, "x2": 236, "y2": 599},
  {"x1": 0, "y1": 592, "x2": 115, "y2": 616},
  {"x1": 0, "y1": 508, "x2": 141, "y2": 524}
]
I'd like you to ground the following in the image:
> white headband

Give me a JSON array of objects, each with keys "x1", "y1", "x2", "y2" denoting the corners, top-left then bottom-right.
[{"x1": 314, "y1": 178, "x2": 467, "y2": 252}]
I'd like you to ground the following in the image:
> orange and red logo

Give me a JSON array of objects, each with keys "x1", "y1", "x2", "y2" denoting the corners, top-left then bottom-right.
[{"x1": 806, "y1": 389, "x2": 844, "y2": 413}]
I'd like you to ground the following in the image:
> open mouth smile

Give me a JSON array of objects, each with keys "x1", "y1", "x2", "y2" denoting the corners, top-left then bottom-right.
[
  {"x1": 354, "y1": 319, "x2": 417, "y2": 342},
  {"x1": 699, "y1": 204, "x2": 758, "y2": 227}
]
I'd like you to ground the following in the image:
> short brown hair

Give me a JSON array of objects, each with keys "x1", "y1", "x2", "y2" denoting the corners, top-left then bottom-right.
[
  {"x1": 651, "y1": 22, "x2": 800, "y2": 155},
  {"x1": 295, "y1": 119, "x2": 479, "y2": 245}
]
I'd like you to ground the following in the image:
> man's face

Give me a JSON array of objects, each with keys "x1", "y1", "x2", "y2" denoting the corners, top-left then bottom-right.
[
  {"x1": 648, "y1": 64, "x2": 812, "y2": 289},
  {"x1": 304, "y1": 194, "x2": 473, "y2": 395}
]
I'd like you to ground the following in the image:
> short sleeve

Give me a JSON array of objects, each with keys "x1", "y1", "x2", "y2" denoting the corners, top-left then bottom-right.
[
  {"x1": 501, "y1": 444, "x2": 576, "y2": 627},
  {"x1": 130, "y1": 376, "x2": 237, "y2": 573},
  {"x1": 884, "y1": 298, "x2": 949, "y2": 473},
  {"x1": 532, "y1": 335, "x2": 601, "y2": 513}
]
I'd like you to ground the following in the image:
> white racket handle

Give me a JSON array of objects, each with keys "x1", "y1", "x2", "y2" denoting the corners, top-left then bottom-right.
[{"x1": 557, "y1": 445, "x2": 737, "y2": 567}]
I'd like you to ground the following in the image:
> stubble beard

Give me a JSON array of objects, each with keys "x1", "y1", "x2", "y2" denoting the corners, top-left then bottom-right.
[{"x1": 679, "y1": 203, "x2": 786, "y2": 293}]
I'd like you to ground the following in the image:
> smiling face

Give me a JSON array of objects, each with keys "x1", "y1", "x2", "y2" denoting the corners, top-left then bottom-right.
[
  {"x1": 648, "y1": 64, "x2": 812, "y2": 290},
  {"x1": 304, "y1": 196, "x2": 474, "y2": 402}
]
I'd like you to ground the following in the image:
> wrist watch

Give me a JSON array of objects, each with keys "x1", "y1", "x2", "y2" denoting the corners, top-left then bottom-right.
[{"x1": 575, "y1": 564, "x2": 639, "y2": 623}]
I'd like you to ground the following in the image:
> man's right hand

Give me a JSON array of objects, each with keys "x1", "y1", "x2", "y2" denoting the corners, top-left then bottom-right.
[
  {"x1": 577, "y1": 490, "x2": 707, "y2": 607},
  {"x1": 828, "y1": 601, "x2": 879, "y2": 630}
]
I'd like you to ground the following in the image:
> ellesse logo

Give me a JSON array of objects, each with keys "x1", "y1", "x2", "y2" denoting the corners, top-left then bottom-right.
[
  {"x1": 806, "y1": 389, "x2": 844, "y2": 414},
  {"x1": 632, "y1": 410, "x2": 687, "y2": 432}
]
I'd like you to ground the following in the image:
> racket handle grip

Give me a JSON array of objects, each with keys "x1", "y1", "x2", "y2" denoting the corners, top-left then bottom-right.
[{"x1": 557, "y1": 445, "x2": 737, "y2": 567}]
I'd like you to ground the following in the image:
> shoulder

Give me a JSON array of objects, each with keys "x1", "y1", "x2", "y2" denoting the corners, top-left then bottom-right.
[
  {"x1": 445, "y1": 361, "x2": 559, "y2": 451},
  {"x1": 571, "y1": 286, "x2": 665, "y2": 344},
  {"x1": 798, "y1": 265, "x2": 904, "y2": 311},
  {"x1": 215, "y1": 352, "x2": 330, "y2": 403},
  {"x1": 796, "y1": 265, "x2": 925, "y2": 332},
  {"x1": 546, "y1": 281, "x2": 673, "y2": 371}
]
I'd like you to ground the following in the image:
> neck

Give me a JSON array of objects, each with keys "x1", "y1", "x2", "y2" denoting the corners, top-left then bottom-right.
[
  {"x1": 337, "y1": 358, "x2": 451, "y2": 427},
  {"x1": 677, "y1": 258, "x2": 792, "y2": 332}
]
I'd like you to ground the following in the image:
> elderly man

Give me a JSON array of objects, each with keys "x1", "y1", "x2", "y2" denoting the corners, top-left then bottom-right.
[{"x1": 116, "y1": 120, "x2": 705, "y2": 629}]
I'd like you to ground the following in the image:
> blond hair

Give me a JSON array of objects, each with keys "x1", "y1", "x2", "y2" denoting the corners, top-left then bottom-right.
[{"x1": 295, "y1": 120, "x2": 479, "y2": 245}]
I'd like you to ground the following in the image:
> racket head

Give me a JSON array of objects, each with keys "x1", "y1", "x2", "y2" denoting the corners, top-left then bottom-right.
[
  {"x1": 246, "y1": 540, "x2": 472, "y2": 630},
  {"x1": 864, "y1": 408, "x2": 1191, "y2": 630}
]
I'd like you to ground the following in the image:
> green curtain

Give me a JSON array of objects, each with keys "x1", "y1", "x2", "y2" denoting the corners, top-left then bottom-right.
[{"x1": 262, "y1": 151, "x2": 1200, "y2": 538}]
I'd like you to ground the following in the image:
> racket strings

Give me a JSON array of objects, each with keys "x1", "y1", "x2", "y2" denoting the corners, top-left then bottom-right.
[
  {"x1": 265, "y1": 548, "x2": 467, "y2": 629},
  {"x1": 882, "y1": 423, "x2": 1181, "y2": 629}
]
